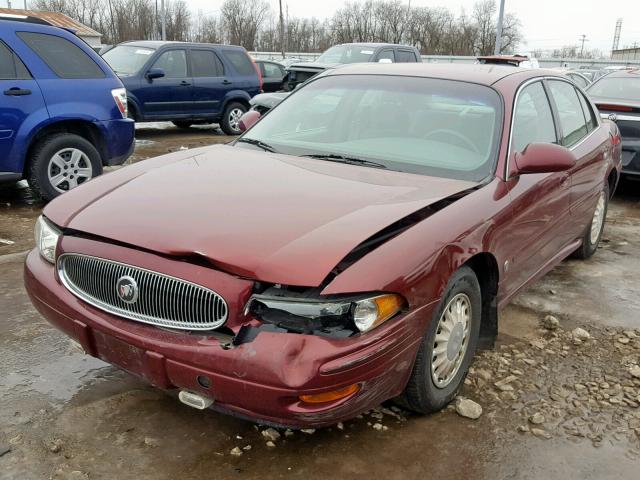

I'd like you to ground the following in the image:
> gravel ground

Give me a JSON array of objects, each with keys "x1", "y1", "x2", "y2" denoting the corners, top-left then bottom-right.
[{"x1": 1, "y1": 123, "x2": 639, "y2": 479}]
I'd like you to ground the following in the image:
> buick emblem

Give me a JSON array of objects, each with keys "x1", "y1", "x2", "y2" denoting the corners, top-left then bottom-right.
[{"x1": 116, "y1": 275, "x2": 139, "y2": 304}]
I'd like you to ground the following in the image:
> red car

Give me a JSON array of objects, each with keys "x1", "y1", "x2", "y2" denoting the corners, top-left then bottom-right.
[{"x1": 25, "y1": 64, "x2": 621, "y2": 428}]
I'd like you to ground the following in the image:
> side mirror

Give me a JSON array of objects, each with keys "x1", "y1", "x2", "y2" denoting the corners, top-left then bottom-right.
[
  {"x1": 378, "y1": 58, "x2": 393, "y2": 64},
  {"x1": 238, "y1": 110, "x2": 261, "y2": 132},
  {"x1": 146, "y1": 68, "x2": 165, "y2": 80},
  {"x1": 514, "y1": 143, "x2": 576, "y2": 175}
]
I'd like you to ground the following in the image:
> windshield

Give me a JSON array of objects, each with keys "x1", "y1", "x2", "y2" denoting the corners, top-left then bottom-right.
[
  {"x1": 102, "y1": 45, "x2": 155, "y2": 75},
  {"x1": 588, "y1": 77, "x2": 640, "y2": 100},
  {"x1": 238, "y1": 75, "x2": 502, "y2": 181},
  {"x1": 316, "y1": 45, "x2": 376, "y2": 64}
]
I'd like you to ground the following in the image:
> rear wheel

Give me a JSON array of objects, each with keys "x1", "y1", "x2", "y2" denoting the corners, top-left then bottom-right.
[
  {"x1": 574, "y1": 184, "x2": 609, "y2": 259},
  {"x1": 27, "y1": 133, "x2": 102, "y2": 201},
  {"x1": 220, "y1": 102, "x2": 247, "y2": 135},
  {"x1": 398, "y1": 266, "x2": 481, "y2": 413}
]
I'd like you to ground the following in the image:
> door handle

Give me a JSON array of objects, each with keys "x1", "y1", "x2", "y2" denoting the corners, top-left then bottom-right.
[
  {"x1": 222, "y1": 80, "x2": 232, "y2": 85},
  {"x1": 179, "y1": 81, "x2": 191, "y2": 86},
  {"x1": 4, "y1": 88, "x2": 32, "y2": 96}
]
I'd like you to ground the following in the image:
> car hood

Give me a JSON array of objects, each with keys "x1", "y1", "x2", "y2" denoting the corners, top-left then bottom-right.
[
  {"x1": 288, "y1": 62, "x2": 336, "y2": 72},
  {"x1": 250, "y1": 92, "x2": 290, "y2": 108},
  {"x1": 44, "y1": 145, "x2": 477, "y2": 286}
]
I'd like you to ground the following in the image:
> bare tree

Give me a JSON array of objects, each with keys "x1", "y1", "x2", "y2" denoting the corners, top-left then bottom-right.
[{"x1": 221, "y1": 0, "x2": 270, "y2": 50}]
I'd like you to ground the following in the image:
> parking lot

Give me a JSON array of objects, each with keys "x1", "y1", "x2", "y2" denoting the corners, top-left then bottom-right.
[{"x1": 1, "y1": 124, "x2": 639, "y2": 480}]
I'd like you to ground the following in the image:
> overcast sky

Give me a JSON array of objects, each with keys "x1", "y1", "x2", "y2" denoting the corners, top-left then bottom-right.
[{"x1": 186, "y1": 0, "x2": 640, "y2": 54}]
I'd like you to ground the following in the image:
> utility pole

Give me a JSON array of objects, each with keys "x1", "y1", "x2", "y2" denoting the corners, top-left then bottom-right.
[
  {"x1": 579, "y1": 34, "x2": 588, "y2": 57},
  {"x1": 161, "y1": 0, "x2": 166, "y2": 41},
  {"x1": 7, "y1": 0, "x2": 12, "y2": 9},
  {"x1": 278, "y1": 0, "x2": 285, "y2": 59},
  {"x1": 494, "y1": 0, "x2": 506, "y2": 55}
]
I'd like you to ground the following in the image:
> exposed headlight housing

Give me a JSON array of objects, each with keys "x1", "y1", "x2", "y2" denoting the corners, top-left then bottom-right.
[
  {"x1": 34, "y1": 216, "x2": 61, "y2": 263},
  {"x1": 247, "y1": 289, "x2": 405, "y2": 335}
]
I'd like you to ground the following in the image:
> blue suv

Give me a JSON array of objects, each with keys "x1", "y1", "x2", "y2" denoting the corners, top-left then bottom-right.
[
  {"x1": 0, "y1": 15, "x2": 134, "y2": 201},
  {"x1": 102, "y1": 41, "x2": 261, "y2": 135}
]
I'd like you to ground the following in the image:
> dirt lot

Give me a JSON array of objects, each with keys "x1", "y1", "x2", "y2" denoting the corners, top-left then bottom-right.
[{"x1": 1, "y1": 123, "x2": 639, "y2": 480}]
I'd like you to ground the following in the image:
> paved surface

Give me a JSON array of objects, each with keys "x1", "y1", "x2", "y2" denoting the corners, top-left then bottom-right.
[{"x1": 1, "y1": 123, "x2": 639, "y2": 479}]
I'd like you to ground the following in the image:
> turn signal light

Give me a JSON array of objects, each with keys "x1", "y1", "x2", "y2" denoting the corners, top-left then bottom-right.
[{"x1": 299, "y1": 384, "x2": 360, "y2": 404}]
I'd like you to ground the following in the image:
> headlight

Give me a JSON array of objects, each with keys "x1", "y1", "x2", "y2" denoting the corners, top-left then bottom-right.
[
  {"x1": 34, "y1": 216, "x2": 61, "y2": 263},
  {"x1": 247, "y1": 290, "x2": 405, "y2": 334}
]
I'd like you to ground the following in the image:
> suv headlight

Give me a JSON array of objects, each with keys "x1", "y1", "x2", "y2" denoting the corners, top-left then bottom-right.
[
  {"x1": 247, "y1": 291, "x2": 405, "y2": 334},
  {"x1": 34, "y1": 216, "x2": 61, "y2": 263}
]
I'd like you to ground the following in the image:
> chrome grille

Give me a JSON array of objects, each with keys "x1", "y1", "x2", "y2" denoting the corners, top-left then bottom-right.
[{"x1": 58, "y1": 253, "x2": 228, "y2": 331}]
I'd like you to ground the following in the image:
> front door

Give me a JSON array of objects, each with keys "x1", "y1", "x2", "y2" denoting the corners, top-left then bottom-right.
[
  {"x1": 503, "y1": 80, "x2": 573, "y2": 298},
  {"x1": 137, "y1": 48, "x2": 193, "y2": 118},
  {"x1": 0, "y1": 40, "x2": 46, "y2": 175}
]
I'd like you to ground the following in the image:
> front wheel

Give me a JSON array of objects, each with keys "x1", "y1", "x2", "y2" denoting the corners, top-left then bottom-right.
[
  {"x1": 220, "y1": 102, "x2": 247, "y2": 135},
  {"x1": 574, "y1": 184, "x2": 609, "y2": 259},
  {"x1": 27, "y1": 133, "x2": 102, "y2": 202},
  {"x1": 398, "y1": 266, "x2": 481, "y2": 413}
]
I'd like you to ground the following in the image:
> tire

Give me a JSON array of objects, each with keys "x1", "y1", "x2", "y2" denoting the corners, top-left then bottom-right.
[
  {"x1": 398, "y1": 266, "x2": 482, "y2": 413},
  {"x1": 574, "y1": 183, "x2": 609, "y2": 259},
  {"x1": 172, "y1": 121, "x2": 193, "y2": 129},
  {"x1": 27, "y1": 133, "x2": 102, "y2": 202},
  {"x1": 220, "y1": 102, "x2": 247, "y2": 135}
]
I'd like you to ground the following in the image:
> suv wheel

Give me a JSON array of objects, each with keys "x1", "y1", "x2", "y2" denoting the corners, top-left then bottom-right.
[
  {"x1": 220, "y1": 102, "x2": 247, "y2": 135},
  {"x1": 27, "y1": 133, "x2": 102, "y2": 201}
]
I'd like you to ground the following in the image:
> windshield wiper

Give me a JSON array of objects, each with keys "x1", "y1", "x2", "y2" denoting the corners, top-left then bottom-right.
[
  {"x1": 301, "y1": 154, "x2": 387, "y2": 169},
  {"x1": 236, "y1": 137, "x2": 278, "y2": 153}
]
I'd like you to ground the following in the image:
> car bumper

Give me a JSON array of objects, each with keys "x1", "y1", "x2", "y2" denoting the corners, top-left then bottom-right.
[
  {"x1": 24, "y1": 243, "x2": 429, "y2": 428},
  {"x1": 96, "y1": 118, "x2": 135, "y2": 166}
]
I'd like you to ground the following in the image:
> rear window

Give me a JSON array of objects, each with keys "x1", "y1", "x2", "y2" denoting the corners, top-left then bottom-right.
[
  {"x1": 17, "y1": 32, "x2": 104, "y2": 79},
  {"x1": 587, "y1": 77, "x2": 640, "y2": 101},
  {"x1": 0, "y1": 41, "x2": 30, "y2": 79},
  {"x1": 221, "y1": 49, "x2": 255, "y2": 75}
]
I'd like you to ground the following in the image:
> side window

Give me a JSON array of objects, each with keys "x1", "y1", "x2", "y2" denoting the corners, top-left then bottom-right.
[
  {"x1": 152, "y1": 50, "x2": 187, "y2": 78},
  {"x1": 396, "y1": 50, "x2": 417, "y2": 63},
  {"x1": 377, "y1": 49, "x2": 395, "y2": 62},
  {"x1": 263, "y1": 62, "x2": 283, "y2": 78},
  {"x1": 548, "y1": 80, "x2": 588, "y2": 147},
  {"x1": 511, "y1": 81, "x2": 557, "y2": 154},
  {"x1": 0, "y1": 41, "x2": 30, "y2": 80},
  {"x1": 17, "y1": 32, "x2": 104, "y2": 79},
  {"x1": 190, "y1": 50, "x2": 224, "y2": 77},
  {"x1": 577, "y1": 91, "x2": 598, "y2": 133},
  {"x1": 221, "y1": 49, "x2": 255, "y2": 75}
]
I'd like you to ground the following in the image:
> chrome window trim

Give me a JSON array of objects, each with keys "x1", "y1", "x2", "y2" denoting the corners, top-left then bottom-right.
[
  {"x1": 57, "y1": 253, "x2": 228, "y2": 331},
  {"x1": 505, "y1": 76, "x2": 601, "y2": 181}
]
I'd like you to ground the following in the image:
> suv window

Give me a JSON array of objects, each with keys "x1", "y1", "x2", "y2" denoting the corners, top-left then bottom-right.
[
  {"x1": 548, "y1": 80, "x2": 588, "y2": 147},
  {"x1": 17, "y1": 32, "x2": 104, "y2": 79},
  {"x1": 377, "y1": 49, "x2": 395, "y2": 62},
  {"x1": 396, "y1": 50, "x2": 417, "y2": 63},
  {"x1": 577, "y1": 91, "x2": 597, "y2": 133},
  {"x1": 512, "y1": 81, "x2": 557, "y2": 153},
  {"x1": 190, "y1": 49, "x2": 224, "y2": 77},
  {"x1": 0, "y1": 41, "x2": 30, "y2": 79},
  {"x1": 263, "y1": 62, "x2": 283, "y2": 78},
  {"x1": 221, "y1": 49, "x2": 255, "y2": 75},
  {"x1": 152, "y1": 49, "x2": 187, "y2": 78}
]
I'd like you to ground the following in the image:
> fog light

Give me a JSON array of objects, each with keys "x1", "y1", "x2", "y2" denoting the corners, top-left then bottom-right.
[{"x1": 299, "y1": 384, "x2": 360, "y2": 404}]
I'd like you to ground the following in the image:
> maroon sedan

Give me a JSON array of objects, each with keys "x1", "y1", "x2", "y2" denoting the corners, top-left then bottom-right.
[{"x1": 25, "y1": 64, "x2": 621, "y2": 428}]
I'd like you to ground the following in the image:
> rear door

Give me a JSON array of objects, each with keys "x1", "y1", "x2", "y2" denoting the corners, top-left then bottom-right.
[
  {"x1": 137, "y1": 48, "x2": 192, "y2": 118},
  {"x1": 218, "y1": 48, "x2": 260, "y2": 97},
  {"x1": 0, "y1": 40, "x2": 46, "y2": 175},
  {"x1": 189, "y1": 48, "x2": 228, "y2": 117},
  {"x1": 546, "y1": 79, "x2": 609, "y2": 235}
]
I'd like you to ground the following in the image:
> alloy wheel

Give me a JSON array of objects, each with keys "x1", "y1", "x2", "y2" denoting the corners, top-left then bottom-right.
[{"x1": 228, "y1": 108, "x2": 244, "y2": 132}]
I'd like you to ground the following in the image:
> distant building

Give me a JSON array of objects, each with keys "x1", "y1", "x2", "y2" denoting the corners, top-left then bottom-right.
[
  {"x1": 0, "y1": 8, "x2": 102, "y2": 47},
  {"x1": 611, "y1": 47, "x2": 640, "y2": 61}
]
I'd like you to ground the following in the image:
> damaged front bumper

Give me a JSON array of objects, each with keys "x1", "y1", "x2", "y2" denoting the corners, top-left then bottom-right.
[{"x1": 24, "y1": 241, "x2": 432, "y2": 428}]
